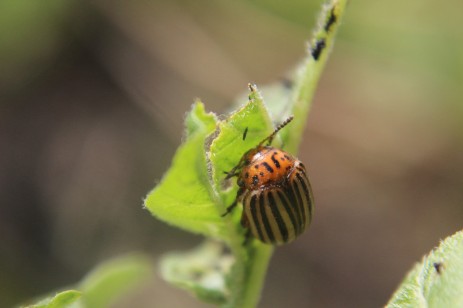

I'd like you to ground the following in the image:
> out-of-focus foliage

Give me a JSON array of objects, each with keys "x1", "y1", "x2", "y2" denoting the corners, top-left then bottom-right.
[
  {"x1": 23, "y1": 255, "x2": 151, "y2": 308},
  {"x1": 1, "y1": 0, "x2": 463, "y2": 307},
  {"x1": 0, "y1": 0, "x2": 78, "y2": 92}
]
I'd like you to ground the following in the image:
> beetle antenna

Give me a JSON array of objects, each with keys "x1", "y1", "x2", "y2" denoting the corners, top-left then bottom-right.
[{"x1": 258, "y1": 116, "x2": 294, "y2": 146}]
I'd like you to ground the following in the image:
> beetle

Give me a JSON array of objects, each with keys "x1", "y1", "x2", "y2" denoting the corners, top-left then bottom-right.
[{"x1": 222, "y1": 116, "x2": 314, "y2": 245}]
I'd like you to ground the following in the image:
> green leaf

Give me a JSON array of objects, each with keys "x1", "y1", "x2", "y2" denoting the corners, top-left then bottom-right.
[
  {"x1": 185, "y1": 100, "x2": 217, "y2": 137},
  {"x1": 144, "y1": 102, "x2": 225, "y2": 239},
  {"x1": 25, "y1": 290, "x2": 81, "y2": 308},
  {"x1": 78, "y1": 254, "x2": 152, "y2": 308},
  {"x1": 387, "y1": 230, "x2": 463, "y2": 307},
  {"x1": 208, "y1": 85, "x2": 275, "y2": 212},
  {"x1": 160, "y1": 240, "x2": 233, "y2": 305},
  {"x1": 145, "y1": 93, "x2": 287, "y2": 244}
]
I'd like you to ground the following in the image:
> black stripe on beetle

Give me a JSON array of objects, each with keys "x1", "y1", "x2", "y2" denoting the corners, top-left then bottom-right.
[
  {"x1": 262, "y1": 162, "x2": 274, "y2": 173},
  {"x1": 292, "y1": 175, "x2": 305, "y2": 225},
  {"x1": 311, "y1": 38, "x2": 326, "y2": 61},
  {"x1": 249, "y1": 194, "x2": 265, "y2": 241},
  {"x1": 271, "y1": 152, "x2": 281, "y2": 168},
  {"x1": 284, "y1": 182, "x2": 302, "y2": 234},
  {"x1": 290, "y1": 176, "x2": 307, "y2": 229},
  {"x1": 267, "y1": 191, "x2": 289, "y2": 242},
  {"x1": 296, "y1": 172, "x2": 312, "y2": 219},
  {"x1": 259, "y1": 192, "x2": 275, "y2": 243},
  {"x1": 276, "y1": 189, "x2": 298, "y2": 239},
  {"x1": 290, "y1": 169, "x2": 310, "y2": 229}
]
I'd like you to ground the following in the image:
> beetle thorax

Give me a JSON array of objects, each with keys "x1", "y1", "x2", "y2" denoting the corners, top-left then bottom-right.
[{"x1": 239, "y1": 146, "x2": 296, "y2": 190}]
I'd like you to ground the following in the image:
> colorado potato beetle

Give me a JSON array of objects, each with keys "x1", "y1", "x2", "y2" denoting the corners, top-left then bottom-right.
[{"x1": 222, "y1": 116, "x2": 314, "y2": 245}]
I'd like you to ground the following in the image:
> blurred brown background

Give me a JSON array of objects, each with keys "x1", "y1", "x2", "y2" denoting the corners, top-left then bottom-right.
[{"x1": 1, "y1": 0, "x2": 462, "y2": 307}]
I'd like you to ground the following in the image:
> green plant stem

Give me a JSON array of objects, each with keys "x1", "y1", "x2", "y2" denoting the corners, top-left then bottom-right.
[
  {"x1": 225, "y1": 241, "x2": 274, "y2": 308},
  {"x1": 241, "y1": 244, "x2": 274, "y2": 308},
  {"x1": 284, "y1": 0, "x2": 349, "y2": 154}
]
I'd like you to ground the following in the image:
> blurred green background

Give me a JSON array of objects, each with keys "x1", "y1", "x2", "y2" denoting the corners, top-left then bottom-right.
[{"x1": 1, "y1": 0, "x2": 462, "y2": 307}]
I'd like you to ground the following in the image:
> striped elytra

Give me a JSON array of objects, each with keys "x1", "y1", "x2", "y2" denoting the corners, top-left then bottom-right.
[{"x1": 222, "y1": 116, "x2": 314, "y2": 245}]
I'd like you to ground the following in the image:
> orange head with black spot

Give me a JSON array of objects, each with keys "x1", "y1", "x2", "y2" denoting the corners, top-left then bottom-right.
[{"x1": 239, "y1": 146, "x2": 296, "y2": 190}]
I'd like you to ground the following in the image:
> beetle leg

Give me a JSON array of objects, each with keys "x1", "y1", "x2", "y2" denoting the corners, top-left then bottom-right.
[
  {"x1": 240, "y1": 210, "x2": 253, "y2": 245},
  {"x1": 221, "y1": 199, "x2": 238, "y2": 217},
  {"x1": 240, "y1": 209, "x2": 249, "y2": 227},
  {"x1": 221, "y1": 187, "x2": 245, "y2": 216},
  {"x1": 224, "y1": 153, "x2": 250, "y2": 180},
  {"x1": 242, "y1": 229, "x2": 252, "y2": 246},
  {"x1": 223, "y1": 169, "x2": 239, "y2": 180}
]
